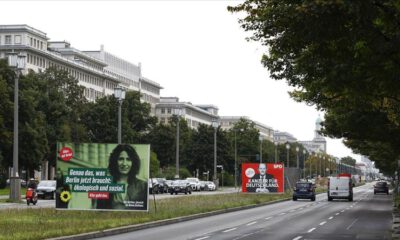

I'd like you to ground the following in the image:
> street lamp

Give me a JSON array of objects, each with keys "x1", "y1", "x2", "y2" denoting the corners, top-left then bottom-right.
[
  {"x1": 259, "y1": 135, "x2": 263, "y2": 163},
  {"x1": 295, "y1": 146, "x2": 299, "y2": 169},
  {"x1": 274, "y1": 142, "x2": 279, "y2": 163},
  {"x1": 234, "y1": 128, "x2": 243, "y2": 189},
  {"x1": 212, "y1": 119, "x2": 219, "y2": 188},
  {"x1": 114, "y1": 85, "x2": 126, "y2": 144},
  {"x1": 174, "y1": 108, "x2": 182, "y2": 179},
  {"x1": 302, "y1": 149, "x2": 307, "y2": 179},
  {"x1": 322, "y1": 156, "x2": 326, "y2": 177},
  {"x1": 285, "y1": 142, "x2": 290, "y2": 167},
  {"x1": 8, "y1": 52, "x2": 26, "y2": 201}
]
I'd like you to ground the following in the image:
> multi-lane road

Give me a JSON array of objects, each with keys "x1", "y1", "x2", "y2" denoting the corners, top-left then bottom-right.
[{"x1": 95, "y1": 183, "x2": 392, "y2": 240}]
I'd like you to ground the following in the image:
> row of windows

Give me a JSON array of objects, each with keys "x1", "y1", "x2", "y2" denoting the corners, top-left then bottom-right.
[
  {"x1": 29, "y1": 36, "x2": 45, "y2": 50},
  {"x1": 158, "y1": 117, "x2": 202, "y2": 129},
  {"x1": 84, "y1": 88, "x2": 104, "y2": 101},
  {"x1": 27, "y1": 53, "x2": 46, "y2": 68},
  {"x1": 0, "y1": 34, "x2": 21, "y2": 45}
]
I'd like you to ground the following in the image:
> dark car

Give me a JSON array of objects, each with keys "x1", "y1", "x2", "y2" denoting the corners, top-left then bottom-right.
[
  {"x1": 293, "y1": 182, "x2": 316, "y2": 201},
  {"x1": 156, "y1": 178, "x2": 168, "y2": 193},
  {"x1": 149, "y1": 178, "x2": 160, "y2": 194},
  {"x1": 168, "y1": 180, "x2": 192, "y2": 195},
  {"x1": 374, "y1": 181, "x2": 389, "y2": 195},
  {"x1": 36, "y1": 180, "x2": 56, "y2": 199}
]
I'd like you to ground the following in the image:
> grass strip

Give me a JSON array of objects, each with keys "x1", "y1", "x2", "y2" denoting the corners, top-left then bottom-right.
[
  {"x1": 0, "y1": 187, "x2": 27, "y2": 196},
  {"x1": 0, "y1": 192, "x2": 292, "y2": 240}
]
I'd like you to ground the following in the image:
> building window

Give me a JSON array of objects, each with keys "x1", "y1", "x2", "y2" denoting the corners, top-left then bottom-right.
[
  {"x1": 5, "y1": 35, "x2": 11, "y2": 44},
  {"x1": 15, "y1": 35, "x2": 21, "y2": 44},
  {"x1": 167, "y1": 108, "x2": 171, "y2": 114}
]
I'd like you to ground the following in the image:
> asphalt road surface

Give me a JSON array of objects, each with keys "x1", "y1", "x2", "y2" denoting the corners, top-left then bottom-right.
[{"x1": 95, "y1": 183, "x2": 392, "y2": 240}]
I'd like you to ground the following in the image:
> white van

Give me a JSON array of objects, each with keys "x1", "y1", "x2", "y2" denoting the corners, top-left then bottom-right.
[{"x1": 327, "y1": 174, "x2": 353, "y2": 201}]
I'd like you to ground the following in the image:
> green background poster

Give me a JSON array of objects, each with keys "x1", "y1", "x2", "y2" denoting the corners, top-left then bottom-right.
[{"x1": 56, "y1": 142, "x2": 149, "y2": 211}]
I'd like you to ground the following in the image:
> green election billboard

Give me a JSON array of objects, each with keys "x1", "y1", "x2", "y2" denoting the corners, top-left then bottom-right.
[{"x1": 56, "y1": 142, "x2": 149, "y2": 211}]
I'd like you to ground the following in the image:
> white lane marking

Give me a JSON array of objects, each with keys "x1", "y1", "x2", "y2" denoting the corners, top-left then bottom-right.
[
  {"x1": 319, "y1": 221, "x2": 327, "y2": 226},
  {"x1": 341, "y1": 210, "x2": 345, "y2": 212},
  {"x1": 293, "y1": 236, "x2": 303, "y2": 240},
  {"x1": 336, "y1": 213, "x2": 340, "y2": 215},
  {"x1": 194, "y1": 237, "x2": 209, "y2": 240},
  {"x1": 328, "y1": 216, "x2": 333, "y2": 220},
  {"x1": 307, "y1": 228, "x2": 316, "y2": 233},
  {"x1": 223, "y1": 228, "x2": 237, "y2": 233},
  {"x1": 265, "y1": 217, "x2": 272, "y2": 220},
  {"x1": 246, "y1": 221, "x2": 257, "y2": 226},
  {"x1": 346, "y1": 218, "x2": 359, "y2": 230},
  {"x1": 299, "y1": 207, "x2": 304, "y2": 210},
  {"x1": 279, "y1": 212, "x2": 286, "y2": 215}
]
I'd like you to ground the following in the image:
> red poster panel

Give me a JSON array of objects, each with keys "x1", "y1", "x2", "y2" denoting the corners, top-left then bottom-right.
[{"x1": 242, "y1": 163, "x2": 284, "y2": 193}]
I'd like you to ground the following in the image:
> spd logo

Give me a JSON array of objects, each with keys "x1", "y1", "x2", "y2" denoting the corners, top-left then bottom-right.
[{"x1": 273, "y1": 164, "x2": 283, "y2": 169}]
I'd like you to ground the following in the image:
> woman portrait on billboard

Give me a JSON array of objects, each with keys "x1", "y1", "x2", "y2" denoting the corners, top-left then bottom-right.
[{"x1": 96, "y1": 144, "x2": 148, "y2": 210}]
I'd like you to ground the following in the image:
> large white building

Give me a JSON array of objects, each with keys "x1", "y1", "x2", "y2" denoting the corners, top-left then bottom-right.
[
  {"x1": 0, "y1": 25, "x2": 162, "y2": 112},
  {"x1": 155, "y1": 97, "x2": 219, "y2": 129}
]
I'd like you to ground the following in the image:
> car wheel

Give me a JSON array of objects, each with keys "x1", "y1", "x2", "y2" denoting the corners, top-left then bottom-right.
[
  {"x1": 292, "y1": 197, "x2": 297, "y2": 201},
  {"x1": 349, "y1": 197, "x2": 353, "y2": 202},
  {"x1": 387, "y1": 191, "x2": 389, "y2": 195},
  {"x1": 311, "y1": 197, "x2": 316, "y2": 201},
  {"x1": 170, "y1": 192, "x2": 173, "y2": 195},
  {"x1": 328, "y1": 197, "x2": 332, "y2": 201},
  {"x1": 374, "y1": 191, "x2": 376, "y2": 195}
]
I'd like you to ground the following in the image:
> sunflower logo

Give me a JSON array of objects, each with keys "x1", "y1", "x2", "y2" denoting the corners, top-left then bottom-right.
[{"x1": 60, "y1": 191, "x2": 72, "y2": 203}]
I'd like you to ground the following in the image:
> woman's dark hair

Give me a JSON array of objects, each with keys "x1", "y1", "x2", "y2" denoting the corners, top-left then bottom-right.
[{"x1": 108, "y1": 144, "x2": 141, "y2": 185}]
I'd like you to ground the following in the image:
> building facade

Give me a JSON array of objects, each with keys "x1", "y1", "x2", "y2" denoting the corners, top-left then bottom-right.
[
  {"x1": 155, "y1": 97, "x2": 219, "y2": 129},
  {"x1": 0, "y1": 25, "x2": 162, "y2": 112},
  {"x1": 299, "y1": 116, "x2": 327, "y2": 153}
]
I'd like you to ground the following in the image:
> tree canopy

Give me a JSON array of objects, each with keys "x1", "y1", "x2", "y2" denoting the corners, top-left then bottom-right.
[{"x1": 228, "y1": 0, "x2": 400, "y2": 173}]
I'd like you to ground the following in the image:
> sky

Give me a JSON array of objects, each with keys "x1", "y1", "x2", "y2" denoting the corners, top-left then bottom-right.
[{"x1": 2, "y1": 0, "x2": 361, "y2": 161}]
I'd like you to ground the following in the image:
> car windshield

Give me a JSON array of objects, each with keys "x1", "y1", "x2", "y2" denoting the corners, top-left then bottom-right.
[
  {"x1": 38, "y1": 181, "x2": 55, "y2": 187},
  {"x1": 376, "y1": 182, "x2": 387, "y2": 186},
  {"x1": 296, "y1": 183, "x2": 311, "y2": 188}
]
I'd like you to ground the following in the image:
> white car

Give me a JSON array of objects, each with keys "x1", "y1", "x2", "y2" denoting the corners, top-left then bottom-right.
[
  {"x1": 205, "y1": 181, "x2": 216, "y2": 191},
  {"x1": 36, "y1": 180, "x2": 57, "y2": 199},
  {"x1": 186, "y1": 178, "x2": 201, "y2": 191}
]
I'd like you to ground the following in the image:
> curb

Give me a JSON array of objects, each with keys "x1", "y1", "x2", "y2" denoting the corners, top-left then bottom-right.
[{"x1": 47, "y1": 197, "x2": 291, "y2": 240}]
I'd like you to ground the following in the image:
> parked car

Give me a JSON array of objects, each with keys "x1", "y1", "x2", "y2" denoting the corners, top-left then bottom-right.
[
  {"x1": 199, "y1": 181, "x2": 207, "y2": 191},
  {"x1": 6, "y1": 179, "x2": 27, "y2": 187},
  {"x1": 168, "y1": 180, "x2": 192, "y2": 195},
  {"x1": 36, "y1": 180, "x2": 56, "y2": 199},
  {"x1": 156, "y1": 178, "x2": 168, "y2": 193},
  {"x1": 186, "y1": 177, "x2": 201, "y2": 191},
  {"x1": 374, "y1": 181, "x2": 389, "y2": 195},
  {"x1": 149, "y1": 178, "x2": 160, "y2": 194},
  {"x1": 204, "y1": 181, "x2": 216, "y2": 191},
  {"x1": 292, "y1": 181, "x2": 315, "y2": 201}
]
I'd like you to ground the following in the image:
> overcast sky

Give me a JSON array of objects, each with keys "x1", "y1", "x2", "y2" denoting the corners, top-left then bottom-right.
[{"x1": 3, "y1": 1, "x2": 361, "y2": 161}]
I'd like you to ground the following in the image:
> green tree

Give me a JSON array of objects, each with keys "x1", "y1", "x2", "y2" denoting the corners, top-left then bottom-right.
[
  {"x1": 228, "y1": 1, "x2": 400, "y2": 173},
  {"x1": 340, "y1": 156, "x2": 356, "y2": 167}
]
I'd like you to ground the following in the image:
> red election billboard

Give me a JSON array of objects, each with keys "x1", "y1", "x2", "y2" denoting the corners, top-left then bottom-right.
[{"x1": 242, "y1": 163, "x2": 284, "y2": 193}]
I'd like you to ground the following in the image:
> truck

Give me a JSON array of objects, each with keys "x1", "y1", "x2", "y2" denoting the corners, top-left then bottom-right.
[{"x1": 327, "y1": 173, "x2": 353, "y2": 202}]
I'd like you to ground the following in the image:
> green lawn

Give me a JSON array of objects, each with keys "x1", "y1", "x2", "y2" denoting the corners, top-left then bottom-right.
[
  {"x1": 0, "y1": 187, "x2": 26, "y2": 196},
  {"x1": 0, "y1": 192, "x2": 292, "y2": 240}
]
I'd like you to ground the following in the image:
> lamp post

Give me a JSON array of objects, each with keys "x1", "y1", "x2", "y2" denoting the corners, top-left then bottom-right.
[
  {"x1": 274, "y1": 142, "x2": 279, "y2": 163},
  {"x1": 8, "y1": 52, "x2": 26, "y2": 201},
  {"x1": 295, "y1": 146, "x2": 299, "y2": 169},
  {"x1": 174, "y1": 109, "x2": 182, "y2": 179},
  {"x1": 212, "y1": 120, "x2": 219, "y2": 188},
  {"x1": 259, "y1": 135, "x2": 263, "y2": 163},
  {"x1": 114, "y1": 85, "x2": 126, "y2": 144},
  {"x1": 285, "y1": 142, "x2": 290, "y2": 168},
  {"x1": 302, "y1": 149, "x2": 307, "y2": 179},
  {"x1": 322, "y1": 156, "x2": 326, "y2": 177}
]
